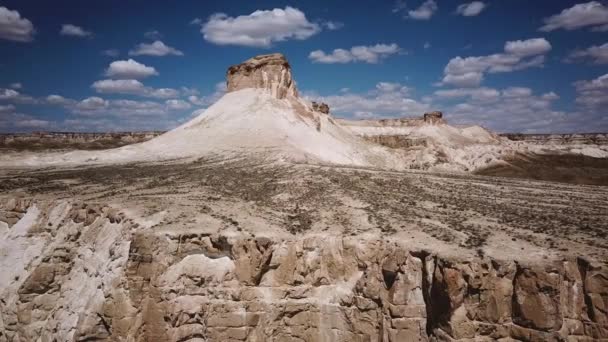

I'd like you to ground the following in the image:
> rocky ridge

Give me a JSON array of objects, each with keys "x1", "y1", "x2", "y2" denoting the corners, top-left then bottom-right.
[{"x1": 1, "y1": 198, "x2": 606, "y2": 341}]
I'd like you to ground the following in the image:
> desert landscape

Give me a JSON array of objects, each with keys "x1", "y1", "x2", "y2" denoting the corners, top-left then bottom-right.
[
  {"x1": 1, "y1": 52, "x2": 607, "y2": 341},
  {"x1": 1, "y1": 1, "x2": 608, "y2": 341}
]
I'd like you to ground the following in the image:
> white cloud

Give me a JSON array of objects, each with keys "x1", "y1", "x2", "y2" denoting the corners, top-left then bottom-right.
[
  {"x1": 567, "y1": 43, "x2": 608, "y2": 64},
  {"x1": 574, "y1": 73, "x2": 608, "y2": 108},
  {"x1": 306, "y1": 82, "x2": 430, "y2": 118},
  {"x1": 165, "y1": 99, "x2": 192, "y2": 111},
  {"x1": 201, "y1": 7, "x2": 320, "y2": 47},
  {"x1": 188, "y1": 82, "x2": 226, "y2": 106},
  {"x1": 502, "y1": 87, "x2": 532, "y2": 98},
  {"x1": 323, "y1": 21, "x2": 344, "y2": 30},
  {"x1": 434, "y1": 87, "x2": 500, "y2": 102},
  {"x1": 441, "y1": 72, "x2": 484, "y2": 88},
  {"x1": 46, "y1": 94, "x2": 75, "y2": 106},
  {"x1": 14, "y1": 119, "x2": 50, "y2": 128},
  {"x1": 309, "y1": 43, "x2": 401, "y2": 64},
  {"x1": 60, "y1": 24, "x2": 92, "y2": 37},
  {"x1": 441, "y1": 38, "x2": 551, "y2": 87},
  {"x1": 74, "y1": 96, "x2": 109, "y2": 113},
  {"x1": 0, "y1": 104, "x2": 15, "y2": 113},
  {"x1": 433, "y1": 86, "x2": 569, "y2": 132},
  {"x1": 9, "y1": 82, "x2": 22, "y2": 89},
  {"x1": 103, "y1": 49, "x2": 120, "y2": 57},
  {"x1": 91, "y1": 79, "x2": 180, "y2": 99},
  {"x1": 424, "y1": 42, "x2": 431, "y2": 49},
  {"x1": 0, "y1": 88, "x2": 36, "y2": 104},
  {"x1": 190, "y1": 18, "x2": 202, "y2": 25},
  {"x1": 144, "y1": 30, "x2": 162, "y2": 40},
  {"x1": 407, "y1": 0, "x2": 438, "y2": 20},
  {"x1": 92, "y1": 79, "x2": 147, "y2": 95},
  {"x1": 0, "y1": 88, "x2": 20, "y2": 100},
  {"x1": 129, "y1": 40, "x2": 184, "y2": 57},
  {"x1": 456, "y1": 2, "x2": 487, "y2": 16},
  {"x1": 0, "y1": 6, "x2": 35, "y2": 42},
  {"x1": 105, "y1": 59, "x2": 159, "y2": 79},
  {"x1": 540, "y1": 1, "x2": 608, "y2": 32},
  {"x1": 504, "y1": 38, "x2": 552, "y2": 56},
  {"x1": 149, "y1": 88, "x2": 180, "y2": 99}
]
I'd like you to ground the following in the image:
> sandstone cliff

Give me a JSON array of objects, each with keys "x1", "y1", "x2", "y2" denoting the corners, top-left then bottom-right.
[{"x1": 1, "y1": 198, "x2": 606, "y2": 341}]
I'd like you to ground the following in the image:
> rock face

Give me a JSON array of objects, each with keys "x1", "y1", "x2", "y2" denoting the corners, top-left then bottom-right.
[
  {"x1": 501, "y1": 133, "x2": 608, "y2": 146},
  {"x1": 226, "y1": 53, "x2": 298, "y2": 99},
  {"x1": 1, "y1": 199, "x2": 607, "y2": 341},
  {"x1": 423, "y1": 111, "x2": 445, "y2": 124},
  {"x1": 312, "y1": 101, "x2": 330, "y2": 114}
]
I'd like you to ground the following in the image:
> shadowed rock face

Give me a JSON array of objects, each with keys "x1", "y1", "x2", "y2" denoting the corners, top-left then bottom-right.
[
  {"x1": 424, "y1": 111, "x2": 445, "y2": 125},
  {"x1": 226, "y1": 53, "x2": 298, "y2": 99},
  {"x1": 312, "y1": 101, "x2": 330, "y2": 114}
]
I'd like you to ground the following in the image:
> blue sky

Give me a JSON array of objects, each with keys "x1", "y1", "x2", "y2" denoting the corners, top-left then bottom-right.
[{"x1": 0, "y1": 0, "x2": 607, "y2": 133}]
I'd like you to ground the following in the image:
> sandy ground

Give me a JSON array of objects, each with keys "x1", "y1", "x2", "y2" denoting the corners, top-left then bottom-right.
[{"x1": 1, "y1": 157, "x2": 606, "y2": 266}]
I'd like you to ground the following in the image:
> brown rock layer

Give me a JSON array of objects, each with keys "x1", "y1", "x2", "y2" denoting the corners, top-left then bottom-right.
[
  {"x1": 226, "y1": 53, "x2": 298, "y2": 99},
  {"x1": 2, "y1": 200, "x2": 606, "y2": 341}
]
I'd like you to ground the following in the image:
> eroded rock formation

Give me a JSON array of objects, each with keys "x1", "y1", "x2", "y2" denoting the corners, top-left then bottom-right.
[
  {"x1": 1, "y1": 199, "x2": 606, "y2": 341},
  {"x1": 312, "y1": 101, "x2": 330, "y2": 114},
  {"x1": 423, "y1": 111, "x2": 446, "y2": 125},
  {"x1": 226, "y1": 53, "x2": 298, "y2": 99}
]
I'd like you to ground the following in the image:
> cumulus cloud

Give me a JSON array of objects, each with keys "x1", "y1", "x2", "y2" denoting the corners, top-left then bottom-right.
[
  {"x1": 46, "y1": 94, "x2": 75, "y2": 106},
  {"x1": 0, "y1": 6, "x2": 35, "y2": 42},
  {"x1": 201, "y1": 7, "x2": 320, "y2": 47},
  {"x1": 0, "y1": 104, "x2": 15, "y2": 113},
  {"x1": 441, "y1": 38, "x2": 551, "y2": 87},
  {"x1": 92, "y1": 79, "x2": 147, "y2": 95},
  {"x1": 540, "y1": 1, "x2": 608, "y2": 32},
  {"x1": 91, "y1": 79, "x2": 180, "y2": 99},
  {"x1": 306, "y1": 82, "x2": 430, "y2": 118},
  {"x1": 504, "y1": 38, "x2": 552, "y2": 56},
  {"x1": 14, "y1": 119, "x2": 51, "y2": 128},
  {"x1": 165, "y1": 99, "x2": 192, "y2": 111},
  {"x1": 9, "y1": 82, "x2": 22, "y2": 89},
  {"x1": 144, "y1": 30, "x2": 162, "y2": 40},
  {"x1": 456, "y1": 1, "x2": 487, "y2": 16},
  {"x1": 129, "y1": 40, "x2": 184, "y2": 57},
  {"x1": 75, "y1": 97, "x2": 108, "y2": 111},
  {"x1": 567, "y1": 43, "x2": 608, "y2": 64},
  {"x1": 432, "y1": 86, "x2": 570, "y2": 132},
  {"x1": 0, "y1": 88, "x2": 36, "y2": 104},
  {"x1": 574, "y1": 73, "x2": 608, "y2": 108},
  {"x1": 105, "y1": 59, "x2": 158, "y2": 79},
  {"x1": 188, "y1": 82, "x2": 226, "y2": 106},
  {"x1": 323, "y1": 21, "x2": 344, "y2": 30},
  {"x1": 60, "y1": 24, "x2": 92, "y2": 37},
  {"x1": 0, "y1": 88, "x2": 20, "y2": 100},
  {"x1": 309, "y1": 44, "x2": 401, "y2": 64},
  {"x1": 103, "y1": 49, "x2": 120, "y2": 57},
  {"x1": 407, "y1": 0, "x2": 438, "y2": 20}
]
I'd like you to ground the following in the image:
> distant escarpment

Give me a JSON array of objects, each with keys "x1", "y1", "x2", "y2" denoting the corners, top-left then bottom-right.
[
  {"x1": 0, "y1": 131, "x2": 163, "y2": 151},
  {"x1": 501, "y1": 133, "x2": 608, "y2": 146}
]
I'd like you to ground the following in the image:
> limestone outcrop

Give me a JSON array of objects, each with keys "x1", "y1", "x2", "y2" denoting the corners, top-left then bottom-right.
[
  {"x1": 1, "y1": 199, "x2": 606, "y2": 341},
  {"x1": 226, "y1": 53, "x2": 298, "y2": 99},
  {"x1": 423, "y1": 111, "x2": 445, "y2": 124}
]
